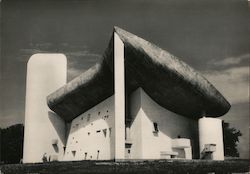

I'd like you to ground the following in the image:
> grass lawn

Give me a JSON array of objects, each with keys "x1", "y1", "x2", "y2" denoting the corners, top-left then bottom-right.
[{"x1": 0, "y1": 159, "x2": 249, "y2": 174}]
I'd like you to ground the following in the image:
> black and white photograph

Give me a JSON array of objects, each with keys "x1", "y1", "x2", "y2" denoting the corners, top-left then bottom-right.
[{"x1": 0, "y1": 0, "x2": 249, "y2": 173}]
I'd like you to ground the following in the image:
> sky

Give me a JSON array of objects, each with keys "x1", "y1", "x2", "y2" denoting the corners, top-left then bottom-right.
[{"x1": 0, "y1": 0, "x2": 249, "y2": 158}]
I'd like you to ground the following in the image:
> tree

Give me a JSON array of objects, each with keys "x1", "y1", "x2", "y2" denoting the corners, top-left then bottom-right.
[
  {"x1": 0, "y1": 124, "x2": 24, "y2": 164},
  {"x1": 222, "y1": 121, "x2": 242, "y2": 157}
]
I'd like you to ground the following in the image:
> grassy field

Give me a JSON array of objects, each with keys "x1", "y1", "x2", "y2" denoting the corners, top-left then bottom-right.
[{"x1": 0, "y1": 159, "x2": 249, "y2": 174}]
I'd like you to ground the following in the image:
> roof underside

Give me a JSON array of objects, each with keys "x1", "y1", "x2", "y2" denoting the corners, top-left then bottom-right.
[{"x1": 47, "y1": 27, "x2": 230, "y2": 122}]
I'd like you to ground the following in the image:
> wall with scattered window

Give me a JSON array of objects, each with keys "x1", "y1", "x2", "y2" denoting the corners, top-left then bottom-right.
[{"x1": 63, "y1": 95, "x2": 115, "y2": 161}]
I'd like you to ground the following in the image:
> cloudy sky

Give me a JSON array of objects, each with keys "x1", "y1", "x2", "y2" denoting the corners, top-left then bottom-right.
[{"x1": 0, "y1": 0, "x2": 249, "y2": 158}]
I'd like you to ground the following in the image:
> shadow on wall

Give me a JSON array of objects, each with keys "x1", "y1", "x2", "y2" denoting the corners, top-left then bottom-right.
[{"x1": 48, "y1": 111, "x2": 67, "y2": 146}]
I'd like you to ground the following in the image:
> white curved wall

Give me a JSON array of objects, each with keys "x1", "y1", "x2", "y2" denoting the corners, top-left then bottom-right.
[
  {"x1": 23, "y1": 54, "x2": 67, "y2": 163},
  {"x1": 198, "y1": 117, "x2": 224, "y2": 160},
  {"x1": 129, "y1": 88, "x2": 198, "y2": 159}
]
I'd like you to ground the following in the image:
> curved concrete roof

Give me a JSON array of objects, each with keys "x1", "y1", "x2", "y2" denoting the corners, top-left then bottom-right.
[{"x1": 47, "y1": 27, "x2": 230, "y2": 122}]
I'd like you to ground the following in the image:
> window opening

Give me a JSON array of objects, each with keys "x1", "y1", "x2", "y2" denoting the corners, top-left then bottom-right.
[
  {"x1": 103, "y1": 129, "x2": 107, "y2": 137},
  {"x1": 153, "y1": 122, "x2": 159, "y2": 133},
  {"x1": 72, "y1": 150, "x2": 76, "y2": 157},
  {"x1": 97, "y1": 150, "x2": 100, "y2": 160},
  {"x1": 109, "y1": 128, "x2": 112, "y2": 137},
  {"x1": 84, "y1": 152, "x2": 87, "y2": 160}
]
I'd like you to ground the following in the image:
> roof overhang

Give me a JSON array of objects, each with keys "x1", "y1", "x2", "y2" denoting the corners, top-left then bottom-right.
[{"x1": 47, "y1": 27, "x2": 231, "y2": 122}]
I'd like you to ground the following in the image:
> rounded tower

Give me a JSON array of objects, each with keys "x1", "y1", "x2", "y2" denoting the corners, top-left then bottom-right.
[
  {"x1": 23, "y1": 54, "x2": 67, "y2": 163},
  {"x1": 198, "y1": 117, "x2": 224, "y2": 160}
]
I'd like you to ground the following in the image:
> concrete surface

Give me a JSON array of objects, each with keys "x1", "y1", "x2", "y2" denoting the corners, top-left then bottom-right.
[
  {"x1": 47, "y1": 27, "x2": 230, "y2": 122},
  {"x1": 23, "y1": 54, "x2": 67, "y2": 163}
]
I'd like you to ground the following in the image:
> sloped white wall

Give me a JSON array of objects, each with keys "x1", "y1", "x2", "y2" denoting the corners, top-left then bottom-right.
[{"x1": 23, "y1": 54, "x2": 67, "y2": 163}]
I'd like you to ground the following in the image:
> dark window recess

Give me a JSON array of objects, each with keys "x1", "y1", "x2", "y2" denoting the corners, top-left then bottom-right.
[
  {"x1": 96, "y1": 130, "x2": 101, "y2": 133},
  {"x1": 72, "y1": 150, "x2": 76, "y2": 157},
  {"x1": 81, "y1": 117, "x2": 83, "y2": 120},
  {"x1": 97, "y1": 150, "x2": 100, "y2": 160},
  {"x1": 98, "y1": 112, "x2": 101, "y2": 115},
  {"x1": 109, "y1": 128, "x2": 112, "y2": 137},
  {"x1": 107, "y1": 110, "x2": 109, "y2": 113},
  {"x1": 84, "y1": 152, "x2": 87, "y2": 160},
  {"x1": 153, "y1": 122, "x2": 159, "y2": 133},
  {"x1": 103, "y1": 129, "x2": 107, "y2": 137},
  {"x1": 88, "y1": 132, "x2": 90, "y2": 135},
  {"x1": 76, "y1": 141, "x2": 78, "y2": 143}
]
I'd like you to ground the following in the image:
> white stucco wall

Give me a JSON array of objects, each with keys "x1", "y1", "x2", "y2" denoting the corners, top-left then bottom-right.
[
  {"x1": 114, "y1": 32, "x2": 125, "y2": 160},
  {"x1": 198, "y1": 117, "x2": 224, "y2": 160},
  {"x1": 23, "y1": 54, "x2": 67, "y2": 163},
  {"x1": 128, "y1": 88, "x2": 199, "y2": 159},
  {"x1": 63, "y1": 96, "x2": 115, "y2": 161}
]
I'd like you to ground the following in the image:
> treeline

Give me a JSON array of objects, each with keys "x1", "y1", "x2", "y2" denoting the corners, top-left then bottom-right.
[{"x1": 0, "y1": 124, "x2": 24, "y2": 164}]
